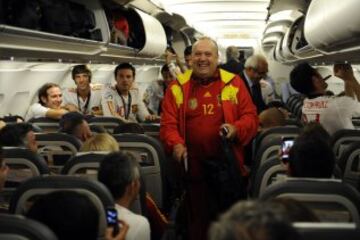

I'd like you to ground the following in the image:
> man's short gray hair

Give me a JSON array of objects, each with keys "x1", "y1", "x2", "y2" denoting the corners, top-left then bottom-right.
[
  {"x1": 226, "y1": 46, "x2": 240, "y2": 61},
  {"x1": 192, "y1": 36, "x2": 219, "y2": 55},
  {"x1": 244, "y1": 54, "x2": 267, "y2": 69}
]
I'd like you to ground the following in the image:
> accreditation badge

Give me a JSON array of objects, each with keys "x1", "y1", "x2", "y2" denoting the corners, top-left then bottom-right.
[{"x1": 188, "y1": 98, "x2": 198, "y2": 110}]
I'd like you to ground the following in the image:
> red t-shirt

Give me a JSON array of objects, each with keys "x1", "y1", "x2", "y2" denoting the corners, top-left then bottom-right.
[{"x1": 185, "y1": 80, "x2": 224, "y2": 176}]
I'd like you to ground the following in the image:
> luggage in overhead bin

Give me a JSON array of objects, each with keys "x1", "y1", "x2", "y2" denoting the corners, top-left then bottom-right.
[
  {"x1": 2, "y1": 0, "x2": 42, "y2": 30},
  {"x1": 2, "y1": 0, "x2": 102, "y2": 41},
  {"x1": 39, "y1": 0, "x2": 101, "y2": 40}
]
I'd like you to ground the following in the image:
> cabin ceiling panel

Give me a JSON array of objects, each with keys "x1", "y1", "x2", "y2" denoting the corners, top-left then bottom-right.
[{"x1": 151, "y1": 0, "x2": 270, "y2": 47}]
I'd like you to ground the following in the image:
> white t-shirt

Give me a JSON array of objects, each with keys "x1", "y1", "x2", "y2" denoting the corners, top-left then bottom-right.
[
  {"x1": 302, "y1": 95, "x2": 360, "y2": 135},
  {"x1": 102, "y1": 86, "x2": 150, "y2": 122},
  {"x1": 62, "y1": 84, "x2": 103, "y2": 115},
  {"x1": 143, "y1": 81, "x2": 164, "y2": 115},
  {"x1": 260, "y1": 79, "x2": 275, "y2": 105},
  {"x1": 115, "y1": 204, "x2": 150, "y2": 240},
  {"x1": 25, "y1": 103, "x2": 49, "y2": 121}
]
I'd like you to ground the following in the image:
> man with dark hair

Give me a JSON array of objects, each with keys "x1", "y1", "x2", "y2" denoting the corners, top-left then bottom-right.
[
  {"x1": 0, "y1": 123, "x2": 38, "y2": 153},
  {"x1": 290, "y1": 62, "x2": 360, "y2": 134},
  {"x1": 62, "y1": 65, "x2": 103, "y2": 116},
  {"x1": 220, "y1": 45, "x2": 244, "y2": 76},
  {"x1": 27, "y1": 191, "x2": 99, "y2": 240},
  {"x1": 59, "y1": 112, "x2": 92, "y2": 142},
  {"x1": 287, "y1": 122, "x2": 335, "y2": 178},
  {"x1": 25, "y1": 83, "x2": 76, "y2": 120},
  {"x1": 143, "y1": 64, "x2": 173, "y2": 115},
  {"x1": 184, "y1": 45, "x2": 192, "y2": 69},
  {"x1": 98, "y1": 151, "x2": 150, "y2": 240},
  {"x1": 102, "y1": 63, "x2": 157, "y2": 123},
  {"x1": 209, "y1": 200, "x2": 302, "y2": 240},
  {"x1": 160, "y1": 36, "x2": 258, "y2": 239}
]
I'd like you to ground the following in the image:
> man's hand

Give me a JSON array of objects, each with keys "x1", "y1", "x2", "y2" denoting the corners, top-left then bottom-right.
[
  {"x1": 220, "y1": 123, "x2": 237, "y2": 140},
  {"x1": 105, "y1": 220, "x2": 129, "y2": 240},
  {"x1": 145, "y1": 115, "x2": 160, "y2": 122},
  {"x1": 172, "y1": 143, "x2": 187, "y2": 163},
  {"x1": 334, "y1": 63, "x2": 356, "y2": 82},
  {"x1": 62, "y1": 104, "x2": 78, "y2": 112}
]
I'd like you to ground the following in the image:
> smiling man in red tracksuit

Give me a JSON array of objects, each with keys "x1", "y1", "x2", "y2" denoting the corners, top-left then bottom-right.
[{"x1": 160, "y1": 37, "x2": 258, "y2": 240}]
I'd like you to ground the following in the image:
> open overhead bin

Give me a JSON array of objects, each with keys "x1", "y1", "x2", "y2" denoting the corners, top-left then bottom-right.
[
  {"x1": 267, "y1": 10, "x2": 303, "y2": 28},
  {"x1": 102, "y1": 6, "x2": 167, "y2": 59},
  {"x1": 304, "y1": 0, "x2": 360, "y2": 53},
  {"x1": 151, "y1": 9, "x2": 190, "y2": 58},
  {"x1": 0, "y1": 0, "x2": 109, "y2": 60}
]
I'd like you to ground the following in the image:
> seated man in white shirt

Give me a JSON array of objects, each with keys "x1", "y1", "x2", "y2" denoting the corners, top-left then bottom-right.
[
  {"x1": 62, "y1": 65, "x2": 103, "y2": 116},
  {"x1": 143, "y1": 64, "x2": 173, "y2": 115},
  {"x1": 25, "y1": 83, "x2": 76, "y2": 121},
  {"x1": 98, "y1": 151, "x2": 151, "y2": 240},
  {"x1": 290, "y1": 62, "x2": 360, "y2": 135},
  {"x1": 102, "y1": 63, "x2": 157, "y2": 123}
]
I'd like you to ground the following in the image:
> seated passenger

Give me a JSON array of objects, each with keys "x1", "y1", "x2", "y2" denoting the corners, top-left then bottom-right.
[
  {"x1": 143, "y1": 64, "x2": 173, "y2": 115},
  {"x1": 62, "y1": 65, "x2": 103, "y2": 116},
  {"x1": 98, "y1": 151, "x2": 151, "y2": 240},
  {"x1": 59, "y1": 112, "x2": 92, "y2": 142},
  {"x1": 80, "y1": 133, "x2": 119, "y2": 152},
  {"x1": 209, "y1": 200, "x2": 302, "y2": 240},
  {"x1": 258, "y1": 107, "x2": 286, "y2": 130},
  {"x1": 0, "y1": 145, "x2": 9, "y2": 193},
  {"x1": 286, "y1": 122, "x2": 335, "y2": 178},
  {"x1": 0, "y1": 123, "x2": 38, "y2": 153},
  {"x1": 26, "y1": 191, "x2": 128, "y2": 240},
  {"x1": 25, "y1": 83, "x2": 76, "y2": 121},
  {"x1": 102, "y1": 63, "x2": 157, "y2": 123},
  {"x1": 290, "y1": 62, "x2": 360, "y2": 135}
]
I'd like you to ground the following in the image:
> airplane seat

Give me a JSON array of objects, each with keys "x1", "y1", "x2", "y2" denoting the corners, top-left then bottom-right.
[
  {"x1": 250, "y1": 157, "x2": 286, "y2": 198},
  {"x1": 61, "y1": 152, "x2": 147, "y2": 217},
  {"x1": 330, "y1": 129, "x2": 360, "y2": 161},
  {"x1": 294, "y1": 222, "x2": 360, "y2": 240},
  {"x1": 284, "y1": 118, "x2": 303, "y2": 128},
  {"x1": 113, "y1": 133, "x2": 166, "y2": 210},
  {"x1": 9, "y1": 175, "x2": 115, "y2": 239},
  {"x1": 87, "y1": 116, "x2": 125, "y2": 133},
  {"x1": 28, "y1": 117, "x2": 60, "y2": 133},
  {"x1": 140, "y1": 123, "x2": 160, "y2": 139},
  {"x1": 338, "y1": 141, "x2": 360, "y2": 189},
  {"x1": 253, "y1": 126, "x2": 300, "y2": 159},
  {"x1": 0, "y1": 213, "x2": 57, "y2": 240},
  {"x1": 260, "y1": 178, "x2": 360, "y2": 226},
  {"x1": 3, "y1": 147, "x2": 49, "y2": 188},
  {"x1": 35, "y1": 132, "x2": 81, "y2": 169}
]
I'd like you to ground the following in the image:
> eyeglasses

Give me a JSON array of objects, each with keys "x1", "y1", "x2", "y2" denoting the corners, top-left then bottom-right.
[{"x1": 253, "y1": 68, "x2": 268, "y2": 77}]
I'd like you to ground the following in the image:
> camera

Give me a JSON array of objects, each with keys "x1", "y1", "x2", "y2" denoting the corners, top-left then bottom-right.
[{"x1": 280, "y1": 137, "x2": 294, "y2": 163}]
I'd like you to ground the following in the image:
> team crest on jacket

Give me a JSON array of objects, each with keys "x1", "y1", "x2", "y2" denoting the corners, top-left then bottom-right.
[
  {"x1": 188, "y1": 98, "x2": 198, "y2": 110},
  {"x1": 131, "y1": 104, "x2": 138, "y2": 113}
]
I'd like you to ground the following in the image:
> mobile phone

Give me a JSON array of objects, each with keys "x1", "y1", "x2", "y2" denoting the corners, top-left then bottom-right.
[
  {"x1": 106, "y1": 207, "x2": 120, "y2": 236},
  {"x1": 280, "y1": 137, "x2": 294, "y2": 163}
]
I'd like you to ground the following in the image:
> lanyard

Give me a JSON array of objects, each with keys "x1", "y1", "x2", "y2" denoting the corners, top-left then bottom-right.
[
  {"x1": 77, "y1": 89, "x2": 91, "y2": 114},
  {"x1": 116, "y1": 87, "x2": 132, "y2": 120}
]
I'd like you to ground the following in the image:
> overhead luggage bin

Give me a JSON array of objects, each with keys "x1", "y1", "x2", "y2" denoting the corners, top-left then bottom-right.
[
  {"x1": 263, "y1": 25, "x2": 288, "y2": 39},
  {"x1": 0, "y1": 0, "x2": 109, "y2": 60},
  {"x1": 288, "y1": 16, "x2": 322, "y2": 59},
  {"x1": 103, "y1": 7, "x2": 167, "y2": 59},
  {"x1": 304, "y1": 0, "x2": 360, "y2": 53},
  {"x1": 267, "y1": 10, "x2": 304, "y2": 27}
]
